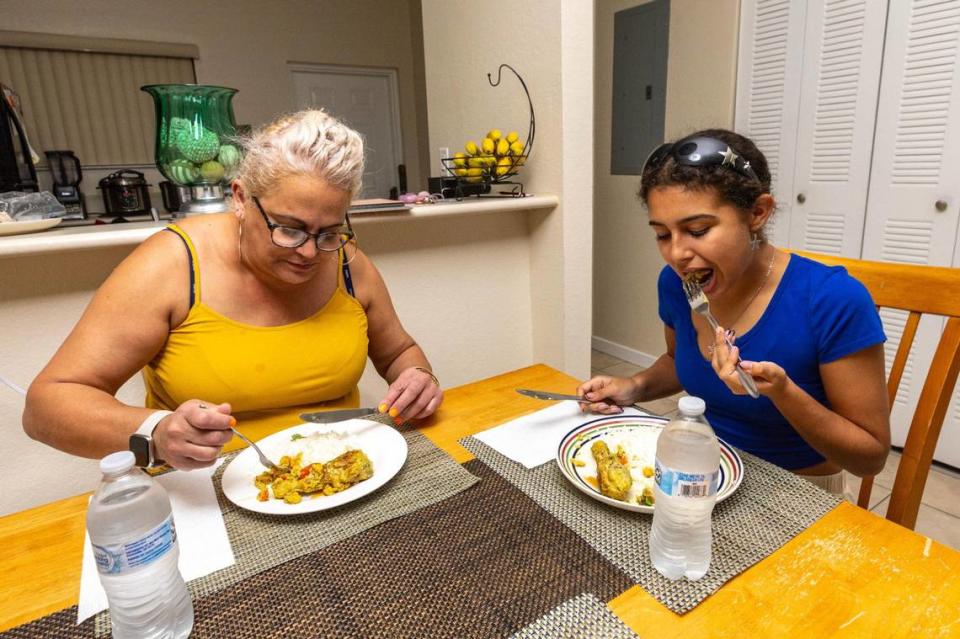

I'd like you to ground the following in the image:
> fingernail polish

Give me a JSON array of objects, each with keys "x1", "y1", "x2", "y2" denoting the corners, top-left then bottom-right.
[
  {"x1": 229, "y1": 417, "x2": 237, "y2": 427},
  {"x1": 389, "y1": 407, "x2": 399, "y2": 418},
  {"x1": 378, "y1": 403, "x2": 387, "y2": 414},
  {"x1": 393, "y1": 417, "x2": 403, "y2": 426}
]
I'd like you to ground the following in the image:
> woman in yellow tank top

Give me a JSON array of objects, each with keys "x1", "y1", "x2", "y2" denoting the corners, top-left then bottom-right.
[{"x1": 23, "y1": 110, "x2": 443, "y2": 470}]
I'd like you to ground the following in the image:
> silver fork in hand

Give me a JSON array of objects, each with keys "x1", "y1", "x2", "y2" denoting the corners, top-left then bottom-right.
[
  {"x1": 230, "y1": 427, "x2": 287, "y2": 472},
  {"x1": 681, "y1": 277, "x2": 761, "y2": 399}
]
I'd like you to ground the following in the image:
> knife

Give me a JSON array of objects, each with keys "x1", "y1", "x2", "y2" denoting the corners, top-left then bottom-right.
[
  {"x1": 515, "y1": 388, "x2": 586, "y2": 402},
  {"x1": 299, "y1": 407, "x2": 378, "y2": 423}
]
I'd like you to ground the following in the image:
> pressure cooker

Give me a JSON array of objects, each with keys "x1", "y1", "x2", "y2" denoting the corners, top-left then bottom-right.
[{"x1": 98, "y1": 169, "x2": 152, "y2": 216}]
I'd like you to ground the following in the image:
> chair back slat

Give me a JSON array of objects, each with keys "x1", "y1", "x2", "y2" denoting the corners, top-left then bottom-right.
[{"x1": 793, "y1": 251, "x2": 960, "y2": 529}]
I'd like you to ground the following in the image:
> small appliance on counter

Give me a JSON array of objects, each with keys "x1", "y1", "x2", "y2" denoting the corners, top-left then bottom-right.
[
  {"x1": 44, "y1": 150, "x2": 85, "y2": 219},
  {"x1": 97, "y1": 169, "x2": 152, "y2": 221},
  {"x1": 159, "y1": 180, "x2": 191, "y2": 216}
]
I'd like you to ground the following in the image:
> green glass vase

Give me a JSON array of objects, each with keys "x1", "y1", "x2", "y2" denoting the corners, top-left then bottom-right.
[{"x1": 141, "y1": 84, "x2": 242, "y2": 213}]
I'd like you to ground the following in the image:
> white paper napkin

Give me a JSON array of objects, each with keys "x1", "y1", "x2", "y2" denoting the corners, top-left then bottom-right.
[
  {"x1": 77, "y1": 459, "x2": 235, "y2": 623},
  {"x1": 473, "y1": 402, "x2": 650, "y2": 469}
]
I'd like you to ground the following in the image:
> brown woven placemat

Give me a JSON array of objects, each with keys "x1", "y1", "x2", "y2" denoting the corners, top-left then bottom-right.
[
  {"x1": 461, "y1": 436, "x2": 842, "y2": 614},
  {"x1": 509, "y1": 593, "x2": 640, "y2": 639},
  {"x1": 93, "y1": 427, "x2": 478, "y2": 635},
  {"x1": 3, "y1": 460, "x2": 635, "y2": 638}
]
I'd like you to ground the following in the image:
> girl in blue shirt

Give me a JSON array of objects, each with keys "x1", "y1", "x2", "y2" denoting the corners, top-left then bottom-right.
[{"x1": 579, "y1": 129, "x2": 890, "y2": 491}]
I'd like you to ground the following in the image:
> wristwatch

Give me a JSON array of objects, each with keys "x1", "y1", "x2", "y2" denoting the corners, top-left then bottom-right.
[{"x1": 129, "y1": 410, "x2": 172, "y2": 468}]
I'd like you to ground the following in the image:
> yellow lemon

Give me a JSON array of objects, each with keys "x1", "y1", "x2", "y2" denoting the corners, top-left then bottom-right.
[
  {"x1": 496, "y1": 156, "x2": 513, "y2": 176},
  {"x1": 466, "y1": 167, "x2": 484, "y2": 183},
  {"x1": 509, "y1": 140, "x2": 524, "y2": 155},
  {"x1": 453, "y1": 152, "x2": 466, "y2": 168},
  {"x1": 467, "y1": 156, "x2": 484, "y2": 168},
  {"x1": 481, "y1": 137, "x2": 495, "y2": 154},
  {"x1": 506, "y1": 131, "x2": 520, "y2": 144},
  {"x1": 454, "y1": 167, "x2": 468, "y2": 176},
  {"x1": 496, "y1": 139, "x2": 509, "y2": 156},
  {"x1": 487, "y1": 128, "x2": 502, "y2": 142},
  {"x1": 465, "y1": 140, "x2": 479, "y2": 155}
]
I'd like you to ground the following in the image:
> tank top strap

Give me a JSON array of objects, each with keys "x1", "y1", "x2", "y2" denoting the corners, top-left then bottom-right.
[
  {"x1": 339, "y1": 246, "x2": 355, "y2": 298},
  {"x1": 164, "y1": 224, "x2": 201, "y2": 307}
]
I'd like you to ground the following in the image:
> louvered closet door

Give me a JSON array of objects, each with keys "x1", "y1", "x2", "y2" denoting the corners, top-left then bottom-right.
[
  {"x1": 862, "y1": 0, "x2": 960, "y2": 466},
  {"x1": 788, "y1": 0, "x2": 887, "y2": 256},
  {"x1": 735, "y1": 0, "x2": 808, "y2": 247}
]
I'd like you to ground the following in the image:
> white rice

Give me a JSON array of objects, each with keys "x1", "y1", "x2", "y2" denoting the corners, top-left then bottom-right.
[{"x1": 283, "y1": 430, "x2": 355, "y2": 465}]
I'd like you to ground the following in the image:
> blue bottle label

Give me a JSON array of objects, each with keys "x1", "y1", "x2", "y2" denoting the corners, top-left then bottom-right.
[
  {"x1": 654, "y1": 460, "x2": 719, "y2": 498},
  {"x1": 92, "y1": 515, "x2": 177, "y2": 575}
]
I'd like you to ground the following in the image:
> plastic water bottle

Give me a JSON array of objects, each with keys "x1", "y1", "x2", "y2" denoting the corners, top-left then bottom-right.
[
  {"x1": 649, "y1": 396, "x2": 720, "y2": 581},
  {"x1": 86, "y1": 451, "x2": 194, "y2": 638}
]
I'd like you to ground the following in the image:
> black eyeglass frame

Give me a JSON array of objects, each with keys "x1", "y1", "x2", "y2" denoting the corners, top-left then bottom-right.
[
  {"x1": 251, "y1": 196, "x2": 355, "y2": 252},
  {"x1": 642, "y1": 135, "x2": 760, "y2": 183}
]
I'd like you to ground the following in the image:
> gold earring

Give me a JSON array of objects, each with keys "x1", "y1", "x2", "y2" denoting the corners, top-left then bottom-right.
[{"x1": 237, "y1": 219, "x2": 244, "y2": 264}]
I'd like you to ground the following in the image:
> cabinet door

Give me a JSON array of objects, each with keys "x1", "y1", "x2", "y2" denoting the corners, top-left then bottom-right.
[
  {"x1": 788, "y1": 0, "x2": 887, "y2": 256},
  {"x1": 863, "y1": 0, "x2": 960, "y2": 466},
  {"x1": 735, "y1": 0, "x2": 808, "y2": 247}
]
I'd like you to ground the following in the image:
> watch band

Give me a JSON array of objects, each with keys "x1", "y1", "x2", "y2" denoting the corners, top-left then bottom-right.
[{"x1": 135, "y1": 410, "x2": 174, "y2": 437}]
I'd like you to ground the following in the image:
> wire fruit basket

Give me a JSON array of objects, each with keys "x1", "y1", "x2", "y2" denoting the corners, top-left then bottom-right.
[{"x1": 440, "y1": 64, "x2": 535, "y2": 197}]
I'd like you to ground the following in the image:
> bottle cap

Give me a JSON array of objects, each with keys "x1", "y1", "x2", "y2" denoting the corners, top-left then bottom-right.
[
  {"x1": 100, "y1": 451, "x2": 136, "y2": 475},
  {"x1": 678, "y1": 395, "x2": 706, "y2": 416}
]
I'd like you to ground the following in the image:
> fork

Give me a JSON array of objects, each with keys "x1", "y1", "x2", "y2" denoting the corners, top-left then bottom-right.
[
  {"x1": 681, "y1": 278, "x2": 761, "y2": 399},
  {"x1": 230, "y1": 426, "x2": 287, "y2": 472}
]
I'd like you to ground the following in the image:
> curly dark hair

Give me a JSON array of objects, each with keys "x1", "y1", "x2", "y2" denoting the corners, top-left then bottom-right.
[{"x1": 639, "y1": 128, "x2": 772, "y2": 213}]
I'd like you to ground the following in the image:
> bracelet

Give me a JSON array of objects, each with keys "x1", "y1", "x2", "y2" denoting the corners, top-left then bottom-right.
[
  {"x1": 134, "y1": 410, "x2": 173, "y2": 437},
  {"x1": 413, "y1": 366, "x2": 440, "y2": 387}
]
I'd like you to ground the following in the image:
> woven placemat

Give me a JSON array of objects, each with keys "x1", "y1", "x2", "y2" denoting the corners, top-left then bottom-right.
[
  {"x1": 2, "y1": 459, "x2": 635, "y2": 638},
  {"x1": 85, "y1": 427, "x2": 479, "y2": 635},
  {"x1": 461, "y1": 436, "x2": 841, "y2": 614},
  {"x1": 509, "y1": 593, "x2": 640, "y2": 639}
]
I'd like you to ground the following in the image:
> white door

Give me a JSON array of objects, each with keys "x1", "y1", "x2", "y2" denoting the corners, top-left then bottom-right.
[
  {"x1": 788, "y1": 0, "x2": 887, "y2": 257},
  {"x1": 735, "y1": 0, "x2": 809, "y2": 248},
  {"x1": 862, "y1": 0, "x2": 960, "y2": 466},
  {"x1": 290, "y1": 64, "x2": 403, "y2": 199}
]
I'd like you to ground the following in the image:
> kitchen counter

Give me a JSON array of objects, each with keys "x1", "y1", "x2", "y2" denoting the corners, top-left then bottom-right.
[{"x1": 0, "y1": 195, "x2": 559, "y2": 258}]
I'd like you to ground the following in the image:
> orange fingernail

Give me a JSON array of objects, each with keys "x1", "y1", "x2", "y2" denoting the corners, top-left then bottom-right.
[
  {"x1": 378, "y1": 403, "x2": 388, "y2": 414},
  {"x1": 229, "y1": 417, "x2": 237, "y2": 427},
  {"x1": 389, "y1": 407, "x2": 399, "y2": 418},
  {"x1": 393, "y1": 417, "x2": 403, "y2": 426}
]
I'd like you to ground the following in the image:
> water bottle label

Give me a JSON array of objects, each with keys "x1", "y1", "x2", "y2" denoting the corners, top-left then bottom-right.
[
  {"x1": 92, "y1": 515, "x2": 177, "y2": 575},
  {"x1": 654, "y1": 460, "x2": 719, "y2": 498}
]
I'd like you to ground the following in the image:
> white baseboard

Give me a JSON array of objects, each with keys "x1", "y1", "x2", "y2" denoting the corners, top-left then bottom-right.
[{"x1": 591, "y1": 336, "x2": 658, "y2": 368}]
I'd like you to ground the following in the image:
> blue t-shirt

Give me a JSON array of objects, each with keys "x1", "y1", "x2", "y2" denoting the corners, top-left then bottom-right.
[{"x1": 657, "y1": 254, "x2": 886, "y2": 469}]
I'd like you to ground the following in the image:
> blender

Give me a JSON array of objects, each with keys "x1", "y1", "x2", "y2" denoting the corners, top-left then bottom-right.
[{"x1": 44, "y1": 150, "x2": 85, "y2": 219}]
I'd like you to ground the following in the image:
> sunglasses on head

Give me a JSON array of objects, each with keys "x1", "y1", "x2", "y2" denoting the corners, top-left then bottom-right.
[{"x1": 642, "y1": 135, "x2": 759, "y2": 182}]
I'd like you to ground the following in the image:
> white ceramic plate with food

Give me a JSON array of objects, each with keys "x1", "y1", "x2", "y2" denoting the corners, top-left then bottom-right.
[
  {"x1": 556, "y1": 414, "x2": 744, "y2": 514},
  {"x1": 221, "y1": 419, "x2": 407, "y2": 515},
  {"x1": 0, "y1": 217, "x2": 62, "y2": 236}
]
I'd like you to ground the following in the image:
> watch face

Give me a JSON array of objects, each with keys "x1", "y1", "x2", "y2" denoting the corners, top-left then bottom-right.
[{"x1": 129, "y1": 434, "x2": 152, "y2": 467}]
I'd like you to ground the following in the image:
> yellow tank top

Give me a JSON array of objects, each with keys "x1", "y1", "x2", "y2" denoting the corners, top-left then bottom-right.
[{"x1": 143, "y1": 225, "x2": 369, "y2": 450}]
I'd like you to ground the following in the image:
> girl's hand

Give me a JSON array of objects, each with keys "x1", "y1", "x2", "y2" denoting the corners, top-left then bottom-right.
[
  {"x1": 710, "y1": 326, "x2": 789, "y2": 398},
  {"x1": 739, "y1": 359, "x2": 789, "y2": 398},
  {"x1": 576, "y1": 375, "x2": 640, "y2": 414},
  {"x1": 379, "y1": 367, "x2": 443, "y2": 425},
  {"x1": 153, "y1": 400, "x2": 234, "y2": 470}
]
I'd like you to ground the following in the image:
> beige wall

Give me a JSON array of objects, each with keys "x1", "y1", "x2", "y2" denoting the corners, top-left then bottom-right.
[
  {"x1": 593, "y1": 0, "x2": 739, "y2": 362},
  {"x1": 0, "y1": 0, "x2": 430, "y2": 195},
  {"x1": 422, "y1": 0, "x2": 594, "y2": 378}
]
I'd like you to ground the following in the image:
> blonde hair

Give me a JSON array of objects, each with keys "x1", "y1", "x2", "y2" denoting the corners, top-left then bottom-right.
[{"x1": 236, "y1": 109, "x2": 365, "y2": 197}]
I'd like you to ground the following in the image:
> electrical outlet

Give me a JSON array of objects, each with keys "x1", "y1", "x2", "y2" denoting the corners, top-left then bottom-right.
[{"x1": 438, "y1": 147, "x2": 450, "y2": 175}]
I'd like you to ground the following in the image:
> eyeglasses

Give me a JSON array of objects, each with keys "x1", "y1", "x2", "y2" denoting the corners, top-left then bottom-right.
[
  {"x1": 251, "y1": 196, "x2": 354, "y2": 251},
  {"x1": 642, "y1": 135, "x2": 759, "y2": 182}
]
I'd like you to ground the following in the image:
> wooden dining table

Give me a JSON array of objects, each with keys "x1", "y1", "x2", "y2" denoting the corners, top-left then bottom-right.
[{"x1": 2, "y1": 363, "x2": 959, "y2": 638}]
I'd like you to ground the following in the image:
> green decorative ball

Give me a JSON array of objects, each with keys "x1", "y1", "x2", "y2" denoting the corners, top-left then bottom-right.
[
  {"x1": 159, "y1": 116, "x2": 191, "y2": 143},
  {"x1": 175, "y1": 127, "x2": 220, "y2": 163},
  {"x1": 199, "y1": 160, "x2": 225, "y2": 183},
  {"x1": 166, "y1": 159, "x2": 200, "y2": 184},
  {"x1": 217, "y1": 144, "x2": 242, "y2": 169}
]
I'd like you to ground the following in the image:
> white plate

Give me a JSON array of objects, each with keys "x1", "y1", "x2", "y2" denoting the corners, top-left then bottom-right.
[
  {"x1": 221, "y1": 419, "x2": 407, "y2": 515},
  {"x1": 556, "y1": 414, "x2": 744, "y2": 514},
  {"x1": 0, "y1": 218, "x2": 62, "y2": 236}
]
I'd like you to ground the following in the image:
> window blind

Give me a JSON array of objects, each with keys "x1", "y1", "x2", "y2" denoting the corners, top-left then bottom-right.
[{"x1": 0, "y1": 33, "x2": 196, "y2": 167}]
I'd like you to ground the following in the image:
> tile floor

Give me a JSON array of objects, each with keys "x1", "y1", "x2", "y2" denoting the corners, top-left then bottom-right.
[{"x1": 591, "y1": 349, "x2": 960, "y2": 551}]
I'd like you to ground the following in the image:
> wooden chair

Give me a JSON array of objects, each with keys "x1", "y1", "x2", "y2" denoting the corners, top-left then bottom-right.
[{"x1": 794, "y1": 251, "x2": 960, "y2": 529}]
